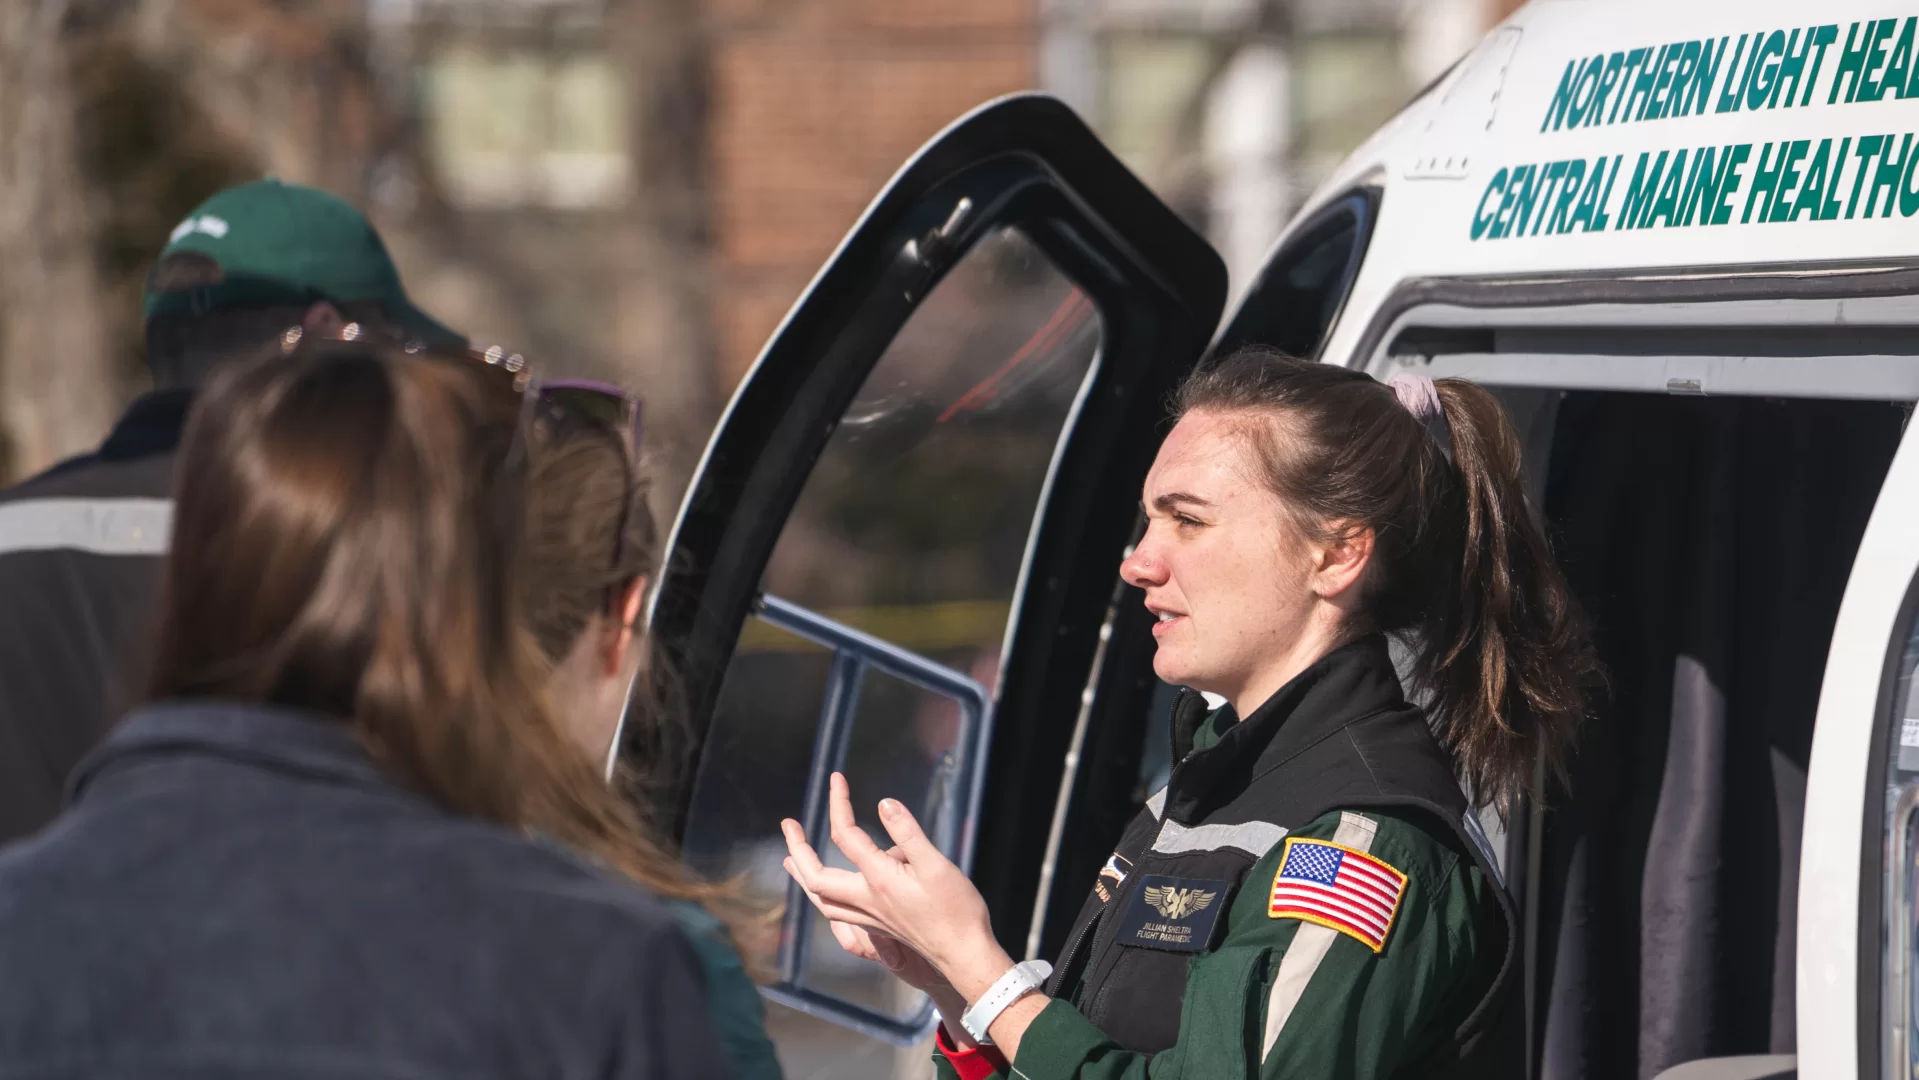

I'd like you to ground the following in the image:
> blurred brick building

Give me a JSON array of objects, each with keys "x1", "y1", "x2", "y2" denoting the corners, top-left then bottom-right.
[{"x1": 707, "y1": 1, "x2": 1039, "y2": 386}]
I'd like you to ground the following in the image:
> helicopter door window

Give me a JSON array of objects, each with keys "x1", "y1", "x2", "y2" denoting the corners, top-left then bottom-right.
[
  {"x1": 1213, "y1": 188, "x2": 1375, "y2": 362},
  {"x1": 680, "y1": 225, "x2": 1104, "y2": 1067}
]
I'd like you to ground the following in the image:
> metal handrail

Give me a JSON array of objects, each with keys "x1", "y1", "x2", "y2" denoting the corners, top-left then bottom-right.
[
  {"x1": 755, "y1": 591, "x2": 993, "y2": 1045},
  {"x1": 1889, "y1": 779, "x2": 1919, "y2": 1080}
]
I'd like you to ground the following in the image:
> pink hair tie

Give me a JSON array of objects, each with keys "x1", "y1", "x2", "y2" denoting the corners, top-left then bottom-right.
[{"x1": 1386, "y1": 372, "x2": 1454, "y2": 463}]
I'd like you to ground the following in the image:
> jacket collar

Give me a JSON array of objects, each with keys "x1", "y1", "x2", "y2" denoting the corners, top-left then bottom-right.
[
  {"x1": 69, "y1": 700, "x2": 396, "y2": 804},
  {"x1": 1161, "y1": 634, "x2": 1409, "y2": 824},
  {"x1": 97, "y1": 388, "x2": 194, "y2": 461}
]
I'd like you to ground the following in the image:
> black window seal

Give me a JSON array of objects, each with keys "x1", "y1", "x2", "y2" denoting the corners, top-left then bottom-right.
[{"x1": 1212, "y1": 184, "x2": 1382, "y2": 365}]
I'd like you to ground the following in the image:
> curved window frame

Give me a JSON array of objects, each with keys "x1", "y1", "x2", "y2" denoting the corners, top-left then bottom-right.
[{"x1": 1212, "y1": 185, "x2": 1380, "y2": 364}]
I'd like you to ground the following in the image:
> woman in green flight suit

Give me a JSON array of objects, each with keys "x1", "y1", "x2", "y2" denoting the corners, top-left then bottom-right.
[{"x1": 781, "y1": 348, "x2": 1597, "y2": 1080}]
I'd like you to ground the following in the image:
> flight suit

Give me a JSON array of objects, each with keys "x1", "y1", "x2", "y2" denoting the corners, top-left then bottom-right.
[{"x1": 935, "y1": 634, "x2": 1518, "y2": 1080}]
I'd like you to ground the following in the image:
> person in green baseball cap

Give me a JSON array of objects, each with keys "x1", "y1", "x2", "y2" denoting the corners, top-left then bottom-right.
[
  {"x1": 0, "y1": 178, "x2": 464, "y2": 845},
  {"x1": 143, "y1": 177, "x2": 465, "y2": 382}
]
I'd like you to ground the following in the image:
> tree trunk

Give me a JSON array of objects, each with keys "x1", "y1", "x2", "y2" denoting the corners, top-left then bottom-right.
[
  {"x1": 607, "y1": 0, "x2": 719, "y2": 519},
  {"x1": 0, "y1": 0, "x2": 120, "y2": 481}
]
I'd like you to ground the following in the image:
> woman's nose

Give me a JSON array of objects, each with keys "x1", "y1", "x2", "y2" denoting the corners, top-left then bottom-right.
[{"x1": 1120, "y1": 541, "x2": 1167, "y2": 589}]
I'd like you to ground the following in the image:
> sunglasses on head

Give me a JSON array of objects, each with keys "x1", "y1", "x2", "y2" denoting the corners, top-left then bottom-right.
[
  {"x1": 296, "y1": 322, "x2": 646, "y2": 606},
  {"x1": 526, "y1": 379, "x2": 643, "y2": 462},
  {"x1": 510, "y1": 376, "x2": 646, "y2": 616}
]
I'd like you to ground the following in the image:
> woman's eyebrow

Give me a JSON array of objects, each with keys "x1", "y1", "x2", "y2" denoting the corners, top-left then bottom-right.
[{"x1": 1151, "y1": 492, "x2": 1213, "y2": 513}]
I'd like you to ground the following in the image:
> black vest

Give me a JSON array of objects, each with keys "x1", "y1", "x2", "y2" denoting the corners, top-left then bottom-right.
[{"x1": 1046, "y1": 635, "x2": 1519, "y2": 1070}]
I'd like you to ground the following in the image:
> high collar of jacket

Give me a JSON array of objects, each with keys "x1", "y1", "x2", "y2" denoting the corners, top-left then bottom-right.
[
  {"x1": 68, "y1": 700, "x2": 397, "y2": 804},
  {"x1": 1161, "y1": 633, "x2": 1410, "y2": 825},
  {"x1": 98, "y1": 387, "x2": 194, "y2": 461}
]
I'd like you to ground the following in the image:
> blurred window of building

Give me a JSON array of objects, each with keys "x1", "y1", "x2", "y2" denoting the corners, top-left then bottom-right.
[{"x1": 416, "y1": 22, "x2": 629, "y2": 211}]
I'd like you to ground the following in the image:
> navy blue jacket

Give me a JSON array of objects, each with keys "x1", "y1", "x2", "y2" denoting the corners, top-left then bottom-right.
[{"x1": 0, "y1": 702, "x2": 733, "y2": 1079}]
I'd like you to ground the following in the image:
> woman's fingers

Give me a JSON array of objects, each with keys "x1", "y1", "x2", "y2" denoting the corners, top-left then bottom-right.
[
  {"x1": 825, "y1": 774, "x2": 893, "y2": 876},
  {"x1": 875, "y1": 797, "x2": 943, "y2": 863},
  {"x1": 780, "y1": 818, "x2": 828, "y2": 876},
  {"x1": 868, "y1": 930, "x2": 911, "y2": 969},
  {"x1": 829, "y1": 920, "x2": 880, "y2": 962},
  {"x1": 779, "y1": 849, "x2": 869, "y2": 907},
  {"x1": 781, "y1": 820, "x2": 886, "y2": 916},
  {"x1": 781, "y1": 858, "x2": 888, "y2": 927},
  {"x1": 781, "y1": 818, "x2": 863, "y2": 892}
]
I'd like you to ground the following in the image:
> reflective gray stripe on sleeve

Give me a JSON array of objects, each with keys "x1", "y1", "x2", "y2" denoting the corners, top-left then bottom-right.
[
  {"x1": 1262, "y1": 811, "x2": 1379, "y2": 1060},
  {"x1": 1150, "y1": 817, "x2": 1287, "y2": 860},
  {"x1": 1145, "y1": 786, "x2": 1167, "y2": 820},
  {"x1": 1462, "y1": 807, "x2": 1506, "y2": 889},
  {"x1": 0, "y1": 498, "x2": 172, "y2": 557}
]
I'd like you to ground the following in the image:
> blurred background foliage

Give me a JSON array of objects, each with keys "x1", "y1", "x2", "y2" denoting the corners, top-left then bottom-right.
[{"x1": 0, "y1": 0, "x2": 1516, "y2": 497}]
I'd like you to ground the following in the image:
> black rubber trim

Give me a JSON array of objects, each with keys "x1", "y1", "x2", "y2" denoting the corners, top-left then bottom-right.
[{"x1": 1213, "y1": 186, "x2": 1380, "y2": 364}]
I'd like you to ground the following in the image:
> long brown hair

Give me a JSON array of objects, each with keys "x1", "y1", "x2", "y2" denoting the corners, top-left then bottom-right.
[
  {"x1": 516, "y1": 414, "x2": 685, "y2": 818},
  {"x1": 147, "y1": 341, "x2": 719, "y2": 906},
  {"x1": 517, "y1": 400, "x2": 765, "y2": 968},
  {"x1": 1176, "y1": 347, "x2": 1598, "y2": 811},
  {"x1": 520, "y1": 420, "x2": 654, "y2": 662}
]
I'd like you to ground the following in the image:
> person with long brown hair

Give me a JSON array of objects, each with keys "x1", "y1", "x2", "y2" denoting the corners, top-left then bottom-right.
[
  {"x1": 0, "y1": 341, "x2": 728, "y2": 1079},
  {"x1": 517, "y1": 384, "x2": 781, "y2": 1080},
  {"x1": 781, "y1": 347, "x2": 1598, "y2": 1079}
]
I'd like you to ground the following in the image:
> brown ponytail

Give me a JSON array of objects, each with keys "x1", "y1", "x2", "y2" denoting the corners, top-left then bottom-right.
[
  {"x1": 148, "y1": 342, "x2": 729, "y2": 908},
  {"x1": 1176, "y1": 347, "x2": 1597, "y2": 811}
]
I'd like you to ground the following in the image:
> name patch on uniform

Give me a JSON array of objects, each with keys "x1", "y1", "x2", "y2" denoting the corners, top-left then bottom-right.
[
  {"x1": 1267, "y1": 838, "x2": 1407, "y2": 953},
  {"x1": 1115, "y1": 874, "x2": 1232, "y2": 953}
]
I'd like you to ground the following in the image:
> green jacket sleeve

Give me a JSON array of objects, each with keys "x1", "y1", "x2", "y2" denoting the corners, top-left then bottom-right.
[
  {"x1": 667, "y1": 900, "x2": 784, "y2": 1080},
  {"x1": 965, "y1": 808, "x2": 1498, "y2": 1080}
]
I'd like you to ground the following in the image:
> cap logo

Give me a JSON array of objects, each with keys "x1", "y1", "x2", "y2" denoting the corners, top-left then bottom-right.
[{"x1": 169, "y1": 214, "x2": 230, "y2": 243}]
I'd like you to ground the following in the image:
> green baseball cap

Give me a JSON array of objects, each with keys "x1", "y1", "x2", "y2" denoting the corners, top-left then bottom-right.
[{"x1": 143, "y1": 178, "x2": 463, "y2": 348}]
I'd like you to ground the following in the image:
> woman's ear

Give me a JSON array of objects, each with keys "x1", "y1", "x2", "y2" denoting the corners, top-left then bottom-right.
[
  {"x1": 1312, "y1": 525, "x2": 1374, "y2": 601},
  {"x1": 600, "y1": 576, "x2": 649, "y2": 677}
]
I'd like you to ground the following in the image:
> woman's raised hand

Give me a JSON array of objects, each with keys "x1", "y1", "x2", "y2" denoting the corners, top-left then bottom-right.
[{"x1": 780, "y1": 773, "x2": 1014, "y2": 1007}]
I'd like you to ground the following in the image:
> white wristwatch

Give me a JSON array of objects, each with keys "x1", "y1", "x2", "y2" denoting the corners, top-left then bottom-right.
[{"x1": 959, "y1": 959, "x2": 1053, "y2": 1045}]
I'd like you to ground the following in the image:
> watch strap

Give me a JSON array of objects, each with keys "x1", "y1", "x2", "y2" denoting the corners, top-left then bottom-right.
[{"x1": 960, "y1": 959, "x2": 1052, "y2": 1045}]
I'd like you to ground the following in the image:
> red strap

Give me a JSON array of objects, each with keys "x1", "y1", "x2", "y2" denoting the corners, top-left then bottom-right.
[{"x1": 936, "y1": 1022, "x2": 1010, "y2": 1080}]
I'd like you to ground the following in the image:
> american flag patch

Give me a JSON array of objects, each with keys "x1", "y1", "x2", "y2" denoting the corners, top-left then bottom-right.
[{"x1": 1268, "y1": 837, "x2": 1408, "y2": 952}]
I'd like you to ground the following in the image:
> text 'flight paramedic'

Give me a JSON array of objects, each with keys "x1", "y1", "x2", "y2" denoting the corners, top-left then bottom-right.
[
  {"x1": 0, "y1": 180, "x2": 463, "y2": 844},
  {"x1": 781, "y1": 351, "x2": 1602, "y2": 1080}
]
